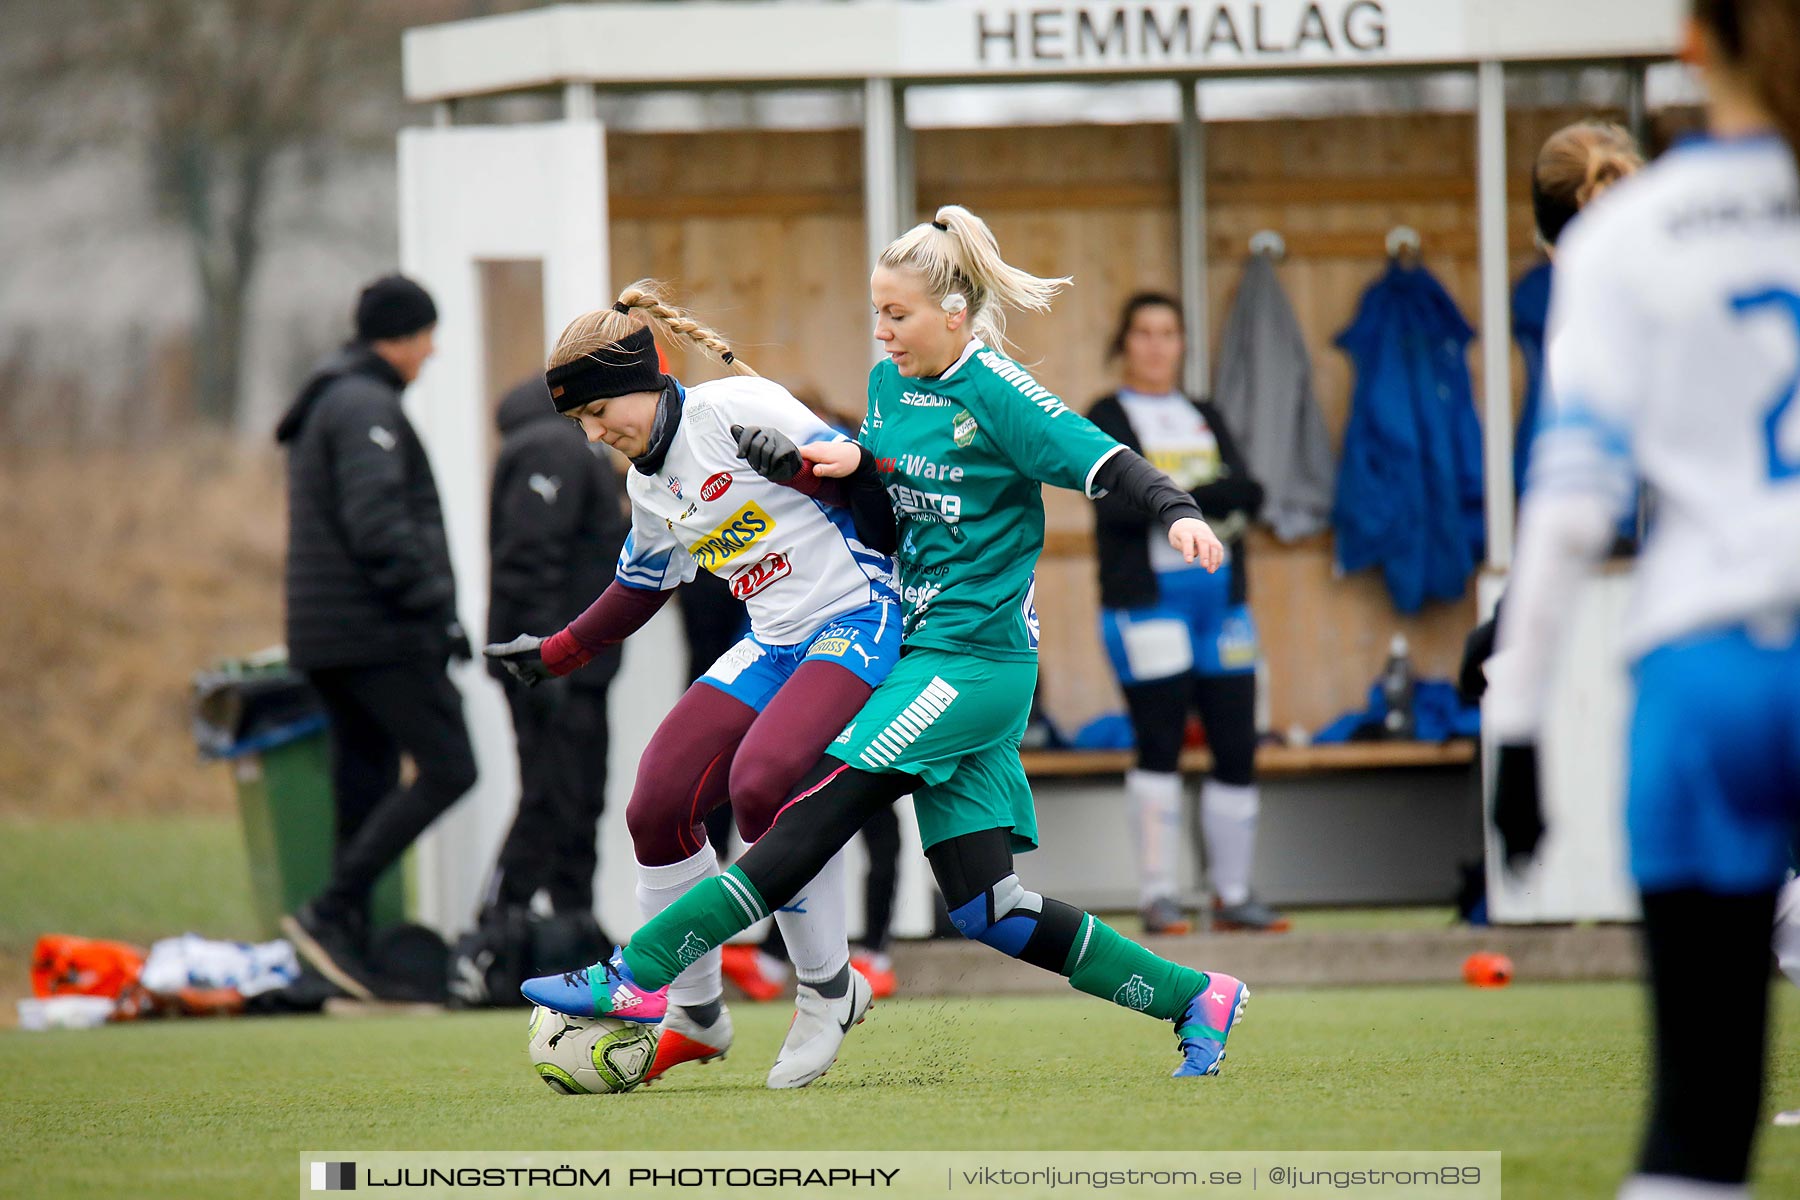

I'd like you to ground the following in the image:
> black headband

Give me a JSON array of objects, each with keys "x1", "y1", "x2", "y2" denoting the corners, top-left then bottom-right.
[
  {"x1": 931, "y1": 220, "x2": 948, "y2": 231},
  {"x1": 546, "y1": 325, "x2": 664, "y2": 413},
  {"x1": 1530, "y1": 174, "x2": 1581, "y2": 248}
]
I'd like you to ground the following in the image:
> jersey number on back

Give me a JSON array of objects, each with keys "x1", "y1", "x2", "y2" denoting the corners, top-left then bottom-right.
[{"x1": 1730, "y1": 287, "x2": 1800, "y2": 482}]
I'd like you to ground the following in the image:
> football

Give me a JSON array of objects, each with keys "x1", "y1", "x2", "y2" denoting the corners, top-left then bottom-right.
[{"x1": 526, "y1": 1005, "x2": 658, "y2": 1094}]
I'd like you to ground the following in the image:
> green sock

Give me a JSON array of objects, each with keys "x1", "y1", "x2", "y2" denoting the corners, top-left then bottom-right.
[
  {"x1": 621, "y1": 865, "x2": 769, "y2": 991},
  {"x1": 1063, "y1": 914, "x2": 1206, "y2": 1021}
]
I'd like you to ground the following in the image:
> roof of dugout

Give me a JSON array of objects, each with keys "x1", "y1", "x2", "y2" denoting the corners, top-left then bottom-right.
[{"x1": 403, "y1": 0, "x2": 1684, "y2": 99}]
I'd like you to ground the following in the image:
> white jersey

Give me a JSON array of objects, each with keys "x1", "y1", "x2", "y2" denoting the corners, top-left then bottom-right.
[
  {"x1": 1489, "y1": 132, "x2": 1800, "y2": 736},
  {"x1": 1538, "y1": 133, "x2": 1800, "y2": 655},
  {"x1": 616, "y1": 375, "x2": 895, "y2": 645}
]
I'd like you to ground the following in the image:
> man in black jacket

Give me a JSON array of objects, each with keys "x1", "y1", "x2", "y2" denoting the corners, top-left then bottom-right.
[
  {"x1": 275, "y1": 274, "x2": 477, "y2": 1000},
  {"x1": 473, "y1": 377, "x2": 627, "y2": 957}
]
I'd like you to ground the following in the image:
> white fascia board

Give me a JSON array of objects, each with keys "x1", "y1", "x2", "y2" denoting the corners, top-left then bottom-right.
[{"x1": 404, "y1": 1, "x2": 1682, "y2": 102}]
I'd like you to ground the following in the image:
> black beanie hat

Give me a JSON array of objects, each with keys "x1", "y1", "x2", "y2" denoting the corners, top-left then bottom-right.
[{"x1": 355, "y1": 274, "x2": 438, "y2": 341}]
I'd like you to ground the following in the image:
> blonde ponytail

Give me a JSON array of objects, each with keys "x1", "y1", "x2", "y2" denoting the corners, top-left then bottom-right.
[
  {"x1": 547, "y1": 279, "x2": 757, "y2": 378},
  {"x1": 877, "y1": 205, "x2": 1070, "y2": 352}
]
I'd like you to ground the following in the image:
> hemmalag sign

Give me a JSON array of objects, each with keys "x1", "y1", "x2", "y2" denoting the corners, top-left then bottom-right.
[{"x1": 967, "y1": 1, "x2": 1396, "y2": 68}]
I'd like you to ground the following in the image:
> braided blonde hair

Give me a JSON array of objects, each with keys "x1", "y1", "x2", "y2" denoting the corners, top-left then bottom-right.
[
  {"x1": 877, "y1": 205, "x2": 1069, "y2": 353},
  {"x1": 547, "y1": 279, "x2": 757, "y2": 378}
]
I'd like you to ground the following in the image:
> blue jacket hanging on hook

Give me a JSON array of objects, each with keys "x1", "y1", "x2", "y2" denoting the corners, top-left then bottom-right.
[
  {"x1": 1510, "y1": 260, "x2": 1553, "y2": 497},
  {"x1": 1332, "y1": 260, "x2": 1485, "y2": 613}
]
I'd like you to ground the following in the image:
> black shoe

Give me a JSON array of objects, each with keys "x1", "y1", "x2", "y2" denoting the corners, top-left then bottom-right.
[{"x1": 282, "y1": 902, "x2": 380, "y2": 1001}]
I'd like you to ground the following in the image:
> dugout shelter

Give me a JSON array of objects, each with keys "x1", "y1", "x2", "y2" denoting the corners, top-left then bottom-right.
[{"x1": 395, "y1": 0, "x2": 1686, "y2": 936}]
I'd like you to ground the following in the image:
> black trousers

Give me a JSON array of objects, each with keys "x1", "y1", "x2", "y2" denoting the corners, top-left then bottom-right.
[
  {"x1": 307, "y1": 659, "x2": 477, "y2": 922},
  {"x1": 491, "y1": 681, "x2": 611, "y2": 912}
]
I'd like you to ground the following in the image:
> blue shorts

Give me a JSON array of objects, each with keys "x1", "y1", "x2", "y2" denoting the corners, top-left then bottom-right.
[
  {"x1": 699, "y1": 594, "x2": 901, "y2": 712},
  {"x1": 1100, "y1": 565, "x2": 1259, "y2": 686},
  {"x1": 1627, "y1": 624, "x2": 1800, "y2": 893}
]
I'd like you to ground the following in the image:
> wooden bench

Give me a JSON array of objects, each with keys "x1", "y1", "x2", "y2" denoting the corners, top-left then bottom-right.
[{"x1": 1019, "y1": 739, "x2": 1477, "y2": 778}]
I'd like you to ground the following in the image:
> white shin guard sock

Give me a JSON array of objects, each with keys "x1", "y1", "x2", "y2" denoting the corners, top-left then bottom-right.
[
  {"x1": 636, "y1": 845, "x2": 724, "y2": 1007},
  {"x1": 1125, "y1": 769, "x2": 1183, "y2": 907},
  {"x1": 1201, "y1": 779, "x2": 1260, "y2": 908},
  {"x1": 767, "y1": 845, "x2": 851, "y2": 986}
]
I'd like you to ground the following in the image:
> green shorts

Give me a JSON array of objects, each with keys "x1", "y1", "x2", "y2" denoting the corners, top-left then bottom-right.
[{"x1": 825, "y1": 647, "x2": 1039, "y2": 852}]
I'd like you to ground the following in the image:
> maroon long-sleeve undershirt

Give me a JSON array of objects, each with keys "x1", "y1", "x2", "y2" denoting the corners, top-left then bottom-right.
[{"x1": 541, "y1": 582, "x2": 671, "y2": 676}]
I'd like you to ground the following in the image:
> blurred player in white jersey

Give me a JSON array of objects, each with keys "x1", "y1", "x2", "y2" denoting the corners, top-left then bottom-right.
[{"x1": 1483, "y1": 1, "x2": 1800, "y2": 1194}]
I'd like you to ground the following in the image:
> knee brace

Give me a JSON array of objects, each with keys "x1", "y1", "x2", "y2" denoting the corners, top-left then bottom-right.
[{"x1": 947, "y1": 874, "x2": 1044, "y2": 957}]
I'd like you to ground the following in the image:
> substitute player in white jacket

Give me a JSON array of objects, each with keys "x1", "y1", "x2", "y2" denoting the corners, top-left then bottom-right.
[
  {"x1": 488, "y1": 282, "x2": 900, "y2": 1089},
  {"x1": 1483, "y1": 2, "x2": 1800, "y2": 1194}
]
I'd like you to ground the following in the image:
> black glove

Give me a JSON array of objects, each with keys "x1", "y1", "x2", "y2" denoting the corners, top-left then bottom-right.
[
  {"x1": 446, "y1": 621, "x2": 473, "y2": 664},
  {"x1": 1491, "y1": 741, "x2": 1546, "y2": 872},
  {"x1": 730, "y1": 423, "x2": 801, "y2": 483},
  {"x1": 483, "y1": 633, "x2": 556, "y2": 687}
]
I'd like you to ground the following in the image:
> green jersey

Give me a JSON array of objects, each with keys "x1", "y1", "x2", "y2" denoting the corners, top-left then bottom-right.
[{"x1": 862, "y1": 339, "x2": 1122, "y2": 661}]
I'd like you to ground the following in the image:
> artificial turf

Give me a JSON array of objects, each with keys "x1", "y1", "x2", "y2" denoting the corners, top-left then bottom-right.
[{"x1": 4, "y1": 983, "x2": 1798, "y2": 1199}]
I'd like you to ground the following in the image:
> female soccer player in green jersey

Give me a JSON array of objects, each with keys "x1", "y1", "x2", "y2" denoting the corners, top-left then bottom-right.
[{"x1": 525, "y1": 204, "x2": 1251, "y2": 1080}]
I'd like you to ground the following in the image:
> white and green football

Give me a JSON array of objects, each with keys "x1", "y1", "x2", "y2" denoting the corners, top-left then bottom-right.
[{"x1": 526, "y1": 1004, "x2": 657, "y2": 1095}]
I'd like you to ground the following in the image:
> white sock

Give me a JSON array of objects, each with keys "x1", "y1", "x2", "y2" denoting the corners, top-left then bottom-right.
[
  {"x1": 1616, "y1": 1175, "x2": 1749, "y2": 1199},
  {"x1": 1201, "y1": 779, "x2": 1259, "y2": 908},
  {"x1": 1126, "y1": 769, "x2": 1183, "y2": 907},
  {"x1": 1773, "y1": 877, "x2": 1800, "y2": 989},
  {"x1": 635, "y1": 845, "x2": 724, "y2": 1007},
  {"x1": 767, "y1": 845, "x2": 851, "y2": 986}
]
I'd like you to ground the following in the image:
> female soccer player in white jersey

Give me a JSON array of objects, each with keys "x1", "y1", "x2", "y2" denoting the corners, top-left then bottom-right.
[
  {"x1": 487, "y1": 282, "x2": 902, "y2": 1089},
  {"x1": 1484, "y1": 2, "x2": 1800, "y2": 1193},
  {"x1": 526, "y1": 208, "x2": 1254, "y2": 1082}
]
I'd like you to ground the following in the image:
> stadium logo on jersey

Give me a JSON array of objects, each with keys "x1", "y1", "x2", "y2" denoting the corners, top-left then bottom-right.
[
  {"x1": 690, "y1": 502, "x2": 774, "y2": 570},
  {"x1": 674, "y1": 933, "x2": 710, "y2": 970},
  {"x1": 900, "y1": 390, "x2": 955, "y2": 408},
  {"x1": 666, "y1": 476, "x2": 683, "y2": 500},
  {"x1": 952, "y1": 408, "x2": 980, "y2": 448},
  {"x1": 1112, "y1": 974, "x2": 1154, "y2": 1012},
  {"x1": 701, "y1": 471, "x2": 733, "y2": 502},
  {"x1": 728, "y1": 551, "x2": 790, "y2": 600}
]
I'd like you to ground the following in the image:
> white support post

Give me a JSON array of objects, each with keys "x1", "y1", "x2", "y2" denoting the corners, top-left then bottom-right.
[
  {"x1": 1477, "y1": 60, "x2": 1513, "y2": 571},
  {"x1": 1624, "y1": 62, "x2": 1648, "y2": 148},
  {"x1": 432, "y1": 101, "x2": 454, "y2": 128},
  {"x1": 563, "y1": 81, "x2": 597, "y2": 122},
  {"x1": 1177, "y1": 80, "x2": 1209, "y2": 396},
  {"x1": 863, "y1": 77, "x2": 903, "y2": 364},
  {"x1": 895, "y1": 84, "x2": 915, "y2": 228}
]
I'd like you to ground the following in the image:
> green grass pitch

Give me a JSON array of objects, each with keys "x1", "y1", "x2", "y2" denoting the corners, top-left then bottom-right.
[{"x1": 3, "y1": 984, "x2": 1798, "y2": 1199}]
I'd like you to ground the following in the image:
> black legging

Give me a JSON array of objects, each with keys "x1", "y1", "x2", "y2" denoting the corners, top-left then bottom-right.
[
  {"x1": 733, "y1": 761, "x2": 1081, "y2": 972},
  {"x1": 1122, "y1": 671, "x2": 1256, "y2": 783},
  {"x1": 1636, "y1": 887, "x2": 1777, "y2": 1185}
]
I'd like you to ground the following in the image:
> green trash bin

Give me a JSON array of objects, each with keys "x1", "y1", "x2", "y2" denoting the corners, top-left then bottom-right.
[{"x1": 193, "y1": 653, "x2": 407, "y2": 940}]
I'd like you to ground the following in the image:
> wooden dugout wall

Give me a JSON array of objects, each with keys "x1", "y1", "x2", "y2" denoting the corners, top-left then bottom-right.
[{"x1": 606, "y1": 106, "x2": 1596, "y2": 736}]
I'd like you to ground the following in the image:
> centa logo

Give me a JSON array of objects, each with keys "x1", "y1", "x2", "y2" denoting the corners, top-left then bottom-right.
[
  {"x1": 700, "y1": 471, "x2": 733, "y2": 502},
  {"x1": 728, "y1": 551, "x2": 791, "y2": 599},
  {"x1": 690, "y1": 502, "x2": 773, "y2": 570}
]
